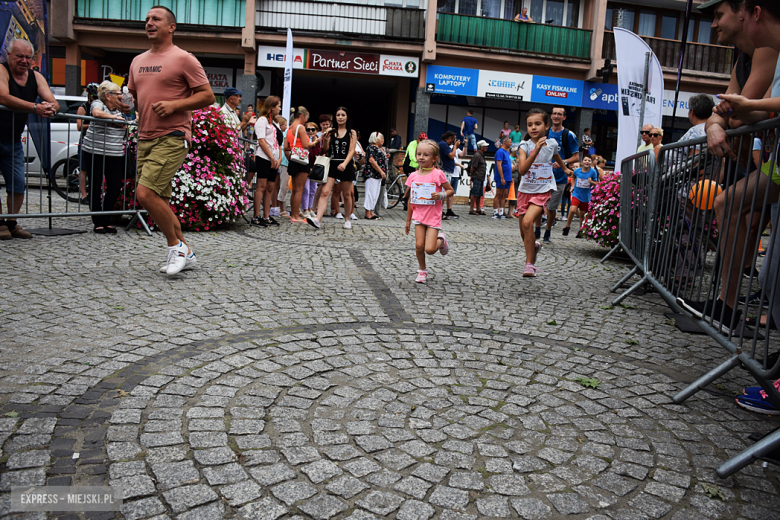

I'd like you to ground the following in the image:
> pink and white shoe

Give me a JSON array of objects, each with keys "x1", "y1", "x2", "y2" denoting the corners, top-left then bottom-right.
[
  {"x1": 522, "y1": 263, "x2": 539, "y2": 278},
  {"x1": 438, "y1": 231, "x2": 449, "y2": 256},
  {"x1": 415, "y1": 269, "x2": 428, "y2": 283},
  {"x1": 534, "y1": 241, "x2": 541, "y2": 264}
]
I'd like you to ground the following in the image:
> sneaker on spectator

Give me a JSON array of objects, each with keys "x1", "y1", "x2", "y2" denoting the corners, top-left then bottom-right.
[
  {"x1": 160, "y1": 252, "x2": 197, "y2": 273},
  {"x1": 562, "y1": 226, "x2": 570, "y2": 236},
  {"x1": 267, "y1": 216, "x2": 280, "y2": 226},
  {"x1": 415, "y1": 269, "x2": 428, "y2": 283},
  {"x1": 543, "y1": 229, "x2": 551, "y2": 243},
  {"x1": 166, "y1": 241, "x2": 189, "y2": 276},
  {"x1": 344, "y1": 220, "x2": 352, "y2": 230},
  {"x1": 736, "y1": 393, "x2": 780, "y2": 415},
  {"x1": 446, "y1": 209, "x2": 459, "y2": 219},
  {"x1": 307, "y1": 216, "x2": 321, "y2": 229},
  {"x1": 335, "y1": 213, "x2": 344, "y2": 219},
  {"x1": 350, "y1": 213, "x2": 358, "y2": 220},
  {"x1": 677, "y1": 297, "x2": 741, "y2": 334}
]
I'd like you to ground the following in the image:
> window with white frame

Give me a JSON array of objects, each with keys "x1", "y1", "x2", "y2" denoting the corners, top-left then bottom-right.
[{"x1": 438, "y1": 0, "x2": 581, "y2": 26}]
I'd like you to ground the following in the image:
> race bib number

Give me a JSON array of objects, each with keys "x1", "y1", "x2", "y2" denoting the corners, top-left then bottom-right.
[
  {"x1": 576, "y1": 177, "x2": 592, "y2": 189},
  {"x1": 524, "y1": 163, "x2": 554, "y2": 185},
  {"x1": 410, "y1": 182, "x2": 436, "y2": 205}
]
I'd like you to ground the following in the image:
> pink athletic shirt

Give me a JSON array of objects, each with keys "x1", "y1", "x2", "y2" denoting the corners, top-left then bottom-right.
[{"x1": 406, "y1": 168, "x2": 448, "y2": 228}]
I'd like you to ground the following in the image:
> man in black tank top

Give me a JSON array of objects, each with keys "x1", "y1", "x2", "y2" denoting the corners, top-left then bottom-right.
[{"x1": 0, "y1": 38, "x2": 59, "y2": 240}]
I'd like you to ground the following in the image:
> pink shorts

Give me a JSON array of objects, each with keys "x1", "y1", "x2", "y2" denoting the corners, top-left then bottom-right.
[{"x1": 517, "y1": 191, "x2": 552, "y2": 215}]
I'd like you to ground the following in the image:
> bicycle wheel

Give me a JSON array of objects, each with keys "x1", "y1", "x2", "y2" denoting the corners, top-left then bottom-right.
[
  {"x1": 387, "y1": 179, "x2": 404, "y2": 209},
  {"x1": 50, "y1": 156, "x2": 82, "y2": 203}
]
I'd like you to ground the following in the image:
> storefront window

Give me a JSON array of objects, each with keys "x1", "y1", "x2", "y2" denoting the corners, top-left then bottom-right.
[
  {"x1": 660, "y1": 13, "x2": 677, "y2": 40},
  {"x1": 637, "y1": 10, "x2": 656, "y2": 37}
]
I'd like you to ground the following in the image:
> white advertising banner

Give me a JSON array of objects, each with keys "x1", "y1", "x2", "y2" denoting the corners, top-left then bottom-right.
[
  {"x1": 477, "y1": 70, "x2": 533, "y2": 101},
  {"x1": 614, "y1": 27, "x2": 664, "y2": 171},
  {"x1": 204, "y1": 67, "x2": 233, "y2": 94},
  {"x1": 282, "y1": 29, "x2": 293, "y2": 124}
]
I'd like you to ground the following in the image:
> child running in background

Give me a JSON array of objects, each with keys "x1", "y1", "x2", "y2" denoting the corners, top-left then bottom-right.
[
  {"x1": 563, "y1": 155, "x2": 598, "y2": 238},
  {"x1": 405, "y1": 140, "x2": 454, "y2": 283},
  {"x1": 516, "y1": 109, "x2": 571, "y2": 277}
]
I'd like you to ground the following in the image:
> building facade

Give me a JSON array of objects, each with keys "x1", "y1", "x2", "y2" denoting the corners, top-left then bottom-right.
[{"x1": 51, "y1": 0, "x2": 731, "y2": 162}]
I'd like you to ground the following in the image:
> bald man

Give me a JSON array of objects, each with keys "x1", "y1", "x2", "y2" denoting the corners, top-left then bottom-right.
[{"x1": 636, "y1": 124, "x2": 654, "y2": 153}]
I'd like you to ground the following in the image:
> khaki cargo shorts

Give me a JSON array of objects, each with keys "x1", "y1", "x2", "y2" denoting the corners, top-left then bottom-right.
[{"x1": 137, "y1": 136, "x2": 189, "y2": 199}]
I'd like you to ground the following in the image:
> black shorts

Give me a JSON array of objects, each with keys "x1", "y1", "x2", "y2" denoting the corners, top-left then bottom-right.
[
  {"x1": 256, "y1": 157, "x2": 278, "y2": 181},
  {"x1": 470, "y1": 181, "x2": 484, "y2": 198},
  {"x1": 288, "y1": 160, "x2": 309, "y2": 177},
  {"x1": 330, "y1": 160, "x2": 356, "y2": 183}
]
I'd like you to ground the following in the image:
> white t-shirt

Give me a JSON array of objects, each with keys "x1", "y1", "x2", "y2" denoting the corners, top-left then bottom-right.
[
  {"x1": 254, "y1": 116, "x2": 279, "y2": 161},
  {"x1": 453, "y1": 148, "x2": 464, "y2": 178},
  {"x1": 518, "y1": 138, "x2": 560, "y2": 194}
]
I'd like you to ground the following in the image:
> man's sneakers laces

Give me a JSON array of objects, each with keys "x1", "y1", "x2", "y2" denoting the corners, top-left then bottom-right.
[
  {"x1": 415, "y1": 269, "x2": 428, "y2": 283},
  {"x1": 165, "y1": 241, "x2": 189, "y2": 276},
  {"x1": 160, "y1": 251, "x2": 197, "y2": 274},
  {"x1": 438, "y1": 231, "x2": 449, "y2": 256}
]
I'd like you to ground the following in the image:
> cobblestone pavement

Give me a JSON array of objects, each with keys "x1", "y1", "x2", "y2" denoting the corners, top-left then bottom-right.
[{"x1": 1, "y1": 204, "x2": 779, "y2": 520}]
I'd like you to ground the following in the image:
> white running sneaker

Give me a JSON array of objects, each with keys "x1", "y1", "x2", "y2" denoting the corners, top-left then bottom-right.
[
  {"x1": 307, "y1": 216, "x2": 321, "y2": 229},
  {"x1": 335, "y1": 213, "x2": 344, "y2": 219},
  {"x1": 350, "y1": 213, "x2": 358, "y2": 220},
  {"x1": 159, "y1": 252, "x2": 197, "y2": 273},
  {"x1": 166, "y1": 241, "x2": 189, "y2": 276},
  {"x1": 344, "y1": 220, "x2": 352, "y2": 230}
]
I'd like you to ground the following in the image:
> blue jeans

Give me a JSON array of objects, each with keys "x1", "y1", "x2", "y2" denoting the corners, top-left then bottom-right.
[
  {"x1": 464, "y1": 134, "x2": 477, "y2": 154},
  {"x1": 0, "y1": 140, "x2": 25, "y2": 194}
]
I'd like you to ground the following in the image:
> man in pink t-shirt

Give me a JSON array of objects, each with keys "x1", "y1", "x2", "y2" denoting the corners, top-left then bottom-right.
[{"x1": 127, "y1": 6, "x2": 213, "y2": 276}]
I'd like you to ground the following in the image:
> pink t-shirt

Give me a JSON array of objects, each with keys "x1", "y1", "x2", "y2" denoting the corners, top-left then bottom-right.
[
  {"x1": 128, "y1": 45, "x2": 209, "y2": 142},
  {"x1": 406, "y1": 168, "x2": 447, "y2": 228}
]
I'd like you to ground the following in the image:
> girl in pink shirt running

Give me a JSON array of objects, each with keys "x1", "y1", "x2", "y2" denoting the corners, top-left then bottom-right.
[{"x1": 405, "y1": 140, "x2": 454, "y2": 283}]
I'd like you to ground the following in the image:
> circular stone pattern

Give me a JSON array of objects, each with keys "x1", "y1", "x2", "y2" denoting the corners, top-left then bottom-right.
[{"x1": 108, "y1": 327, "x2": 736, "y2": 520}]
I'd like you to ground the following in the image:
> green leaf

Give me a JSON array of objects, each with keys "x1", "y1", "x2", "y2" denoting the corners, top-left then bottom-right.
[
  {"x1": 604, "y1": 267, "x2": 612, "y2": 271},
  {"x1": 226, "y1": 264, "x2": 237, "y2": 268},
  {"x1": 701, "y1": 483, "x2": 726, "y2": 501},
  {"x1": 621, "y1": 303, "x2": 637, "y2": 309},
  {"x1": 573, "y1": 347, "x2": 582, "y2": 351},
  {"x1": 575, "y1": 377, "x2": 601, "y2": 389},
  {"x1": 4, "y1": 411, "x2": 19, "y2": 417},
  {"x1": 112, "y1": 306, "x2": 124, "y2": 310},
  {"x1": 599, "y1": 305, "x2": 614, "y2": 310},
  {"x1": 547, "y1": 320, "x2": 558, "y2": 326},
  {"x1": 625, "y1": 339, "x2": 639, "y2": 345},
  {"x1": 715, "y1": 383, "x2": 726, "y2": 390}
]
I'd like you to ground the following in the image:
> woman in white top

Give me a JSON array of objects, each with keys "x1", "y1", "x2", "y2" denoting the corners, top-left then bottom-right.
[
  {"x1": 82, "y1": 80, "x2": 128, "y2": 234},
  {"x1": 252, "y1": 96, "x2": 281, "y2": 227},
  {"x1": 284, "y1": 106, "x2": 320, "y2": 224}
]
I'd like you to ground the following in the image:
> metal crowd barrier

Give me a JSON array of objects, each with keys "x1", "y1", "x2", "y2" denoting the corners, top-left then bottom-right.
[
  {"x1": 610, "y1": 117, "x2": 780, "y2": 477},
  {"x1": 0, "y1": 105, "x2": 150, "y2": 236}
]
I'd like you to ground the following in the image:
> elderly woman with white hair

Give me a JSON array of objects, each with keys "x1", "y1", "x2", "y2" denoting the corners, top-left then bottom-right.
[
  {"x1": 651, "y1": 127, "x2": 664, "y2": 160},
  {"x1": 81, "y1": 80, "x2": 128, "y2": 234},
  {"x1": 363, "y1": 131, "x2": 387, "y2": 219}
]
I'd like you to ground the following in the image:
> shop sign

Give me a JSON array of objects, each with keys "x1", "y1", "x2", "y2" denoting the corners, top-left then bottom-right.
[
  {"x1": 205, "y1": 67, "x2": 233, "y2": 94},
  {"x1": 662, "y1": 90, "x2": 717, "y2": 117},
  {"x1": 476, "y1": 70, "x2": 532, "y2": 101},
  {"x1": 530, "y1": 76, "x2": 583, "y2": 107},
  {"x1": 257, "y1": 46, "x2": 418, "y2": 78},
  {"x1": 425, "y1": 65, "x2": 479, "y2": 96},
  {"x1": 582, "y1": 82, "x2": 619, "y2": 110}
]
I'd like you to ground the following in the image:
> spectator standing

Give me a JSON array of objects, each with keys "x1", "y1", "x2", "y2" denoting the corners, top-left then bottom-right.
[
  {"x1": 539, "y1": 106, "x2": 578, "y2": 243},
  {"x1": 251, "y1": 95, "x2": 281, "y2": 227},
  {"x1": 650, "y1": 128, "x2": 663, "y2": 159},
  {"x1": 76, "y1": 83, "x2": 99, "y2": 204},
  {"x1": 580, "y1": 128, "x2": 593, "y2": 157},
  {"x1": 498, "y1": 122, "x2": 511, "y2": 146},
  {"x1": 438, "y1": 131, "x2": 461, "y2": 219},
  {"x1": 302, "y1": 122, "x2": 321, "y2": 219},
  {"x1": 509, "y1": 124, "x2": 523, "y2": 146},
  {"x1": 514, "y1": 7, "x2": 534, "y2": 22},
  {"x1": 220, "y1": 87, "x2": 252, "y2": 133},
  {"x1": 493, "y1": 137, "x2": 513, "y2": 219},
  {"x1": 637, "y1": 124, "x2": 655, "y2": 153},
  {"x1": 284, "y1": 106, "x2": 319, "y2": 224},
  {"x1": 272, "y1": 114, "x2": 288, "y2": 217},
  {"x1": 81, "y1": 80, "x2": 128, "y2": 234},
  {"x1": 388, "y1": 128, "x2": 402, "y2": 150},
  {"x1": 127, "y1": 6, "x2": 214, "y2": 275},
  {"x1": 468, "y1": 140, "x2": 489, "y2": 214},
  {"x1": 460, "y1": 110, "x2": 478, "y2": 155},
  {"x1": 0, "y1": 38, "x2": 59, "y2": 240},
  {"x1": 363, "y1": 132, "x2": 387, "y2": 220}
]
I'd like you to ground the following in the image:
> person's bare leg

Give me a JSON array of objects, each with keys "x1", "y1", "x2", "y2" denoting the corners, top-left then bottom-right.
[
  {"x1": 342, "y1": 181, "x2": 355, "y2": 220},
  {"x1": 331, "y1": 185, "x2": 340, "y2": 215},
  {"x1": 290, "y1": 173, "x2": 307, "y2": 220},
  {"x1": 253, "y1": 179, "x2": 267, "y2": 218},
  {"x1": 137, "y1": 184, "x2": 187, "y2": 249},
  {"x1": 415, "y1": 225, "x2": 427, "y2": 270},
  {"x1": 521, "y1": 205, "x2": 544, "y2": 262},
  {"x1": 263, "y1": 180, "x2": 274, "y2": 219},
  {"x1": 424, "y1": 226, "x2": 441, "y2": 256},
  {"x1": 316, "y1": 179, "x2": 336, "y2": 221},
  {"x1": 565, "y1": 204, "x2": 577, "y2": 229}
]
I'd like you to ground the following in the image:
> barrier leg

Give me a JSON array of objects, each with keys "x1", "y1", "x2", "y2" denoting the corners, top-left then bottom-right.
[
  {"x1": 611, "y1": 274, "x2": 648, "y2": 306},
  {"x1": 600, "y1": 240, "x2": 622, "y2": 264},
  {"x1": 717, "y1": 428, "x2": 780, "y2": 478},
  {"x1": 673, "y1": 355, "x2": 741, "y2": 404},
  {"x1": 127, "y1": 211, "x2": 153, "y2": 237},
  {"x1": 611, "y1": 266, "x2": 639, "y2": 293}
]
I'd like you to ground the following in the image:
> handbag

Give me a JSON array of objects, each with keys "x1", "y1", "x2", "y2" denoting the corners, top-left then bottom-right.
[
  {"x1": 289, "y1": 125, "x2": 309, "y2": 165},
  {"x1": 309, "y1": 155, "x2": 330, "y2": 183}
]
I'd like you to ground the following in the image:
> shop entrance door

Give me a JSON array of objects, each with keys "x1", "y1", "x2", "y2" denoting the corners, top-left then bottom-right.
[{"x1": 291, "y1": 73, "x2": 398, "y2": 143}]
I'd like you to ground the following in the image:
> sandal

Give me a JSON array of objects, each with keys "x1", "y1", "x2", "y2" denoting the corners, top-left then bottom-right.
[
  {"x1": 94, "y1": 226, "x2": 107, "y2": 234},
  {"x1": 746, "y1": 315, "x2": 778, "y2": 330},
  {"x1": 105, "y1": 226, "x2": 118, "y2": 234},
  {"x1": 290, "y1": 218, "x2": 307, "y2": 224}
]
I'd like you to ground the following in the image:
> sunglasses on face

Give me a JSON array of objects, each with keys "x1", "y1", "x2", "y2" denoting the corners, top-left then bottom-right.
[
  {"x1": 641, "y1": 131, "x2": 652, "y2": 135},
  {"x1": 306, "y1": 128, "x2": 317, "y2": 132},
  {"x1": 650, "y1": 133, "x2": 661, "y2": 138}
]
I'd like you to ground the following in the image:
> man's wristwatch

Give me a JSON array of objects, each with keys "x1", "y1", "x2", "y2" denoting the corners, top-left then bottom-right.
[{"x1": 32, "y1": 103, "x2": 37, "y2": 114}]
